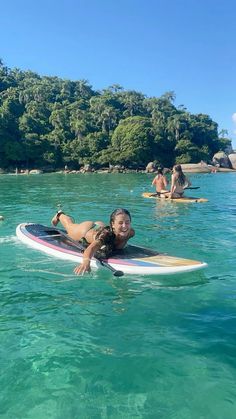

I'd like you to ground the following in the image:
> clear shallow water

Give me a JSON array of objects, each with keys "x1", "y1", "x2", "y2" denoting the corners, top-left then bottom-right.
[{"x1": 0, "y1": 172, "x2": 236, "y2": 418}]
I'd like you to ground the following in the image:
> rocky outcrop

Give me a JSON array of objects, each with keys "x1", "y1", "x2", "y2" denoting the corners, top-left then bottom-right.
[
  {"x1": 228, "y1": 153, "x2": 236, "y2": 170},
  {"x1": 145, "y1": 161, "x2": 216, "y2": 173},
  {"x1": 29, "y1": 169, "x2": 43, "y2": 174},
  {"x1": 224, "y1": 143, "x2": 233, "y2": 154},
  {"x1": 110, "y1": 164, "x2": 125, "y2": 173},
  {"x1": 180, "y1": 162, "x2": 211, "y2": 173},
  {"x1": 80, "y1": 164, "x2": 93, "y2": 173},
  {"x1": 145, "y1": 162, "x2": 156, "y2": 173},
  {"x1": 212, "y1": 152, "x2": 232, "y2": 168}
]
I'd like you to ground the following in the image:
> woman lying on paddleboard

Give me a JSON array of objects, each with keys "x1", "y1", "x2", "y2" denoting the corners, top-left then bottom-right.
[
  {"x1": 165, "y1": 164, "x2": 191, "y2": 199},
  {"x1": 51, "y1": 208, "x2": 135, "y2": 275}
]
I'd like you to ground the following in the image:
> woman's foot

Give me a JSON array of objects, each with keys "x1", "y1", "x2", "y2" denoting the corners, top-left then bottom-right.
[{"x1": 51, "y1": 210, "x2": 64, "y2": 226}]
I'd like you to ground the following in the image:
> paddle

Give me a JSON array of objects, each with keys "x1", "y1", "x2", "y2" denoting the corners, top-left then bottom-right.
[
  {"x1": 150, "y1": 186, "x2": 200, "y2": 196},
  {"x1": 51, "y1": 226, "x2": 124, "y2": 277}
]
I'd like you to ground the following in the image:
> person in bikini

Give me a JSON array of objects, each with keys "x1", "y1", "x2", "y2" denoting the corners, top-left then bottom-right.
[
  {"x1": 151, "y1": 167, "x2": 169, "y2": 196},
  {"x1": 51, "y1": 208, "x2": 135, "y2": 275},
  {"x1": 165, "y1": 164, "x2": 191, "y2": 199}
]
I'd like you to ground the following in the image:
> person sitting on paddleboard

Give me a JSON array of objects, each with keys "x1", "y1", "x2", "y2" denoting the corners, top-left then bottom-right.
[
  {"x1": 51, "y1": 208, "x2": 135, "y2": 275},
  {"x1": 167, "y1": 164, "x2": 191, "y2": 199},
  {"x1": 165, "y1": 164, "x2": 191, "y2": 199},
  {"x1": 151, "y1": 167, "x2": 169, "y2": 196}
]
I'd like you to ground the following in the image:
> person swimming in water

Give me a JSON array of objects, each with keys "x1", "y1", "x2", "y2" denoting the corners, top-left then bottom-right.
[{"x1": 51, "y1": 208, "x2": 135, "y2": 275}]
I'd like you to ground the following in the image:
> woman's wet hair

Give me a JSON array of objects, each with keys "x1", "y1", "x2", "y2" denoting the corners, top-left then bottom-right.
[
  {"x1": 94, "y1": 226, "x2": 114, "y2": 244},
  {"x1": 109, "y1": 208, "x2": 131, "y2": 226},
  {"x1": 94, "y1": 208, "x2": 132, "y2": 258},
  {"x1": 174, "y1": 165, "x2": 182, "y2": 173},
  {"x1": 173, "y1": 164, "x2": 186, "y2": 185},
  {"x1": 94, "y1": 226, "x2": 116, "y2": 258}
]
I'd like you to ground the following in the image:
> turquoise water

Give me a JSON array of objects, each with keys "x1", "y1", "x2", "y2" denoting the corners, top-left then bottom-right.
[{"x1": 0, "y1": 172, "x2": 236, "y2": 418}]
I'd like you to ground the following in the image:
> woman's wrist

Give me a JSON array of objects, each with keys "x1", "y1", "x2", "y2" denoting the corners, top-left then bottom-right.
[{"x1": 83, "y1": 257, "x2": 91, "y2": 262}]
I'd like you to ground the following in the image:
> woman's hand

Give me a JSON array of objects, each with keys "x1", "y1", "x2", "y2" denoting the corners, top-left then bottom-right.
[
  {"x1": 73, "y1": 241, "x2": 101, "y2": 275},
  {"x1": 74, "y1": 258, "x2": 91, "y2": 275}
]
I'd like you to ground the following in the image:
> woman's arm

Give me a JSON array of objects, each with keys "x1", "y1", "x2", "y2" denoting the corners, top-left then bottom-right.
[
  {"x1": 169, "y1": 174, "x2": 176, "y2": 198},
  {"x1": 74, "y1": 240, "x2": 101, "y2": 275}
]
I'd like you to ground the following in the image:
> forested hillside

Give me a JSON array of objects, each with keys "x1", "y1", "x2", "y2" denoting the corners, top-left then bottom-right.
[{"x1": 0, "y1": 59, "x2": 230, "y2": 170}]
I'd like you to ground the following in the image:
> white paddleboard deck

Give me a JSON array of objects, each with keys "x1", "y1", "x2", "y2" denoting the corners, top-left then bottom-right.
[{"x1": 16, "y1": 223, "x2": 207, "y2": 275}]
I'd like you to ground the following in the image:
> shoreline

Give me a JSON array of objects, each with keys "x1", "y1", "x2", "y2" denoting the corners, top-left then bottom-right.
[
  {"x1": 1, "y1": 167, "x2": 236, "y2": 175},
  {"x1": 1, "y1": 162, "x2": 236, "y2": 176}
]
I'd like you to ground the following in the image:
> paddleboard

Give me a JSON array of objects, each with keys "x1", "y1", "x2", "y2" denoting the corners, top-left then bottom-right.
[
  {"x1": 142, "y1": 192, "x2": 208, "y2": 203},
  {"x1": 16, "y1": 223, "x2": 207, "y2": 275}
]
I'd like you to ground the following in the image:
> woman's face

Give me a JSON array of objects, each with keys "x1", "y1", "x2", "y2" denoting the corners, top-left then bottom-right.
[{"x1": 111, "y1": 213, "x2": 131, "y2": 239}]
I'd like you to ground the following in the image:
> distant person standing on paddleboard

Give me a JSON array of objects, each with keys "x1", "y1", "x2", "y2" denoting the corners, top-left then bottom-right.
[
  {"x1": 151, "y1": 167, "x2": 169, "y2": 195},
  {"x1": 51, "y1": 208, "x2": 135, "y2": 275},
  {"x1": 166, "y1": 164, "x2": 191, "y2": 199}
]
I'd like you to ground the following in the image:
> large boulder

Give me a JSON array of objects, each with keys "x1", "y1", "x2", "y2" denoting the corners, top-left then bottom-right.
[
  {"x1": 212, "y1": 152, "x2": 232, "y2": 168},
  {"x1": 145, "y1": 162, "x2": 156, "y2": 173},
  {"x1": 228, "y1": 153, "x2": 236, "y2": 169},
  {"x1": 224, "y1": 143, "x2": 233, "y2": 154},
  {"x1": 180, "y1": 163, "x2": 211, "y2": 173},
  {"x1": 81, "y1": 164, "x2": 93, "y2": 173},
  {"x1": 29, "y1": 169, "x2": 43, "y2": 174}
]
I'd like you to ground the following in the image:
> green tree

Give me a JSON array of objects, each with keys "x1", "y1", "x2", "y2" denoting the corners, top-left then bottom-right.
[
  {"x1": 175, "y1": 139, "x2": 208, "y2": 163},
  {"x1": 0, "y1": 60, "x2": 227, "y2": 170},
  {"x1": 110, "y1": 116, "x2": 154, "y2": 167},
  {"x1": 120, "y1": 91, "x2": 146, "y2": 117}
]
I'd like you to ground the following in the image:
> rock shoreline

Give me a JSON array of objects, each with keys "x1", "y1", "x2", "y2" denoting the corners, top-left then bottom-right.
[
  {"x1": 1, "y1": 158, "x2": 236, "y2": 176},
  {"x1": 1, "y1": 166, "x2": 236, "y2": 175}
]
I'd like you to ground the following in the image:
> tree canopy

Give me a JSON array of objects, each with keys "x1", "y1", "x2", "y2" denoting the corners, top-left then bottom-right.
[{"x1": 0, "y1": 59, "x2": 231, "y2": 170}]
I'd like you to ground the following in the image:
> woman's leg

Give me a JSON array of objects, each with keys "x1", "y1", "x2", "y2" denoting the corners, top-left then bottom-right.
[{"x1": 51, "y1": 211, "x2": 95, "y2": 241}]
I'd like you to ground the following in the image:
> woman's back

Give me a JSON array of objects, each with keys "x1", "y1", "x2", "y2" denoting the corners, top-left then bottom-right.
[{"x1": 152, "y1": 169, "x2": 168, "y2": 192}]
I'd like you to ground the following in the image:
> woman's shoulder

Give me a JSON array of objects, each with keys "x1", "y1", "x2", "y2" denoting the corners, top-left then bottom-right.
[{"x1": 129, "y1": 228, "x2": 135, "y2": 238}]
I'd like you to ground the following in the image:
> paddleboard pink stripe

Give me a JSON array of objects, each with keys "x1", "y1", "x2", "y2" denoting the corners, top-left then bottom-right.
[{"x1": 21, "y1": 224, "x2": 143, "y2": 266}]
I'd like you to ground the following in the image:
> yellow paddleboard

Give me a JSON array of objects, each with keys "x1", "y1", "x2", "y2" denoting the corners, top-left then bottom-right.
[{"x1": 142, "y1": 192, "x2": 208, "y2": 203}]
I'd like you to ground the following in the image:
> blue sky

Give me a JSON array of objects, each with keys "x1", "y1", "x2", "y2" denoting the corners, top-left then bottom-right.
[{"x1": 1, "y1": 0, "x2": 236, "y2": 148}]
